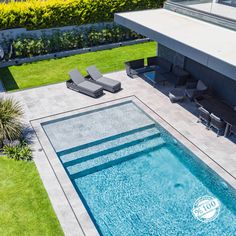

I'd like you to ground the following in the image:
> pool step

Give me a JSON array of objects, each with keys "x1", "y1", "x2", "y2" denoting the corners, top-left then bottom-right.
[
  {"x1": 68, "y1": 137, "x2": 166, "y2": 179},
  {"x1": 59, "y1": 125, "x2": 160, "y2": 164},
  {"x1": 63, "y1": 131, "x2": 160, "y2": 168}
]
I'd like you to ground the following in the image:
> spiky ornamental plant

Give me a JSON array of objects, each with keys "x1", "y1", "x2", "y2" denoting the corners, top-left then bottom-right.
[{"x1": 0, "y1": 97, "x2": 23, "y2": 147}]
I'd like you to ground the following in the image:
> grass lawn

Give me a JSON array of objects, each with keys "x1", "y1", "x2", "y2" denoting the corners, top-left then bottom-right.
[
  {"x1": 0, "y1": 42, "x2": 156, "y2": 91},
  {"x1": 0, "y1": 156, "x2": 63, "y2": 236}
]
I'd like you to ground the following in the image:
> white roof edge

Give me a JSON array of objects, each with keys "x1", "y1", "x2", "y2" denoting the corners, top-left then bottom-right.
[{"x1": 114, "y1": 9, "x2": 236, "y2": 81}]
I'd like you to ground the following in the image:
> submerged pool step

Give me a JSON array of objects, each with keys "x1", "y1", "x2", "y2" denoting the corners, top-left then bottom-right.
[
  {"x1": 68, "y1": 137, "x2": 166, "y2": 179},
  {"x1": 60, "y1": 125, "x2": 160, "y2": 164},
  {"x1": 63, "y1": 131, "x2": 160, "y2": 168}
]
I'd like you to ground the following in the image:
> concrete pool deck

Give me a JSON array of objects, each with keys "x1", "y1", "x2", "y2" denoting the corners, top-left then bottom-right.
[{"x1": 5, "y1": 70, "x2": 236, "y2": 235}]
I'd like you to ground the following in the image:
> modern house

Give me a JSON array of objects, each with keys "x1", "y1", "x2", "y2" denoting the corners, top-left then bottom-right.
[{"x1": 115, "y1": 0, "x2": 236, "y2": 106}]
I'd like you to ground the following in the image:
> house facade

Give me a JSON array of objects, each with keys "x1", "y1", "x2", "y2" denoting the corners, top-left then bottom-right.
[{"x1": 115, "y1": 0, "x2": 236, "y2": 106}]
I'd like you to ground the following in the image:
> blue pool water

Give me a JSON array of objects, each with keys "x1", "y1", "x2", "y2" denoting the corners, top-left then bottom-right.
[
  {"x1": 144, "y1": 71, "x2": 155, "y2": 82},
  {"x1": 43, "y1": 101, "x2": 236, "y2": 236}
]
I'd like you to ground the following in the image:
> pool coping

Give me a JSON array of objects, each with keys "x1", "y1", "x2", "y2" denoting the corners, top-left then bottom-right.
[{"x1": 30, "y1": 95, "x2": 236, "y2": 236}]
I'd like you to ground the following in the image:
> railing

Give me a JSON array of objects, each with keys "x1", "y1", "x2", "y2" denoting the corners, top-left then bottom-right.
[{"x1": 165, "y1": 0, "x2": 236, "y2": 30}]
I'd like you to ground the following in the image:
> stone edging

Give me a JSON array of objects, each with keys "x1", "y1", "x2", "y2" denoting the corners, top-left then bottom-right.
[{"x1": 0, "y1": 38, "x2": 150, "y2": 68}]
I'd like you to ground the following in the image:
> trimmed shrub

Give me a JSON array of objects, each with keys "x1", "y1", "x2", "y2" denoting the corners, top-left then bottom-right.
[
  {"x1": 3, "y1": 143, "x2": 33, "y2": 161},
  {"x1": 2, "y1": 25, "x2": 143, "y2": 59},
  {"x1": 0, "y1": 0, "x2": 164, "y2": 30}
]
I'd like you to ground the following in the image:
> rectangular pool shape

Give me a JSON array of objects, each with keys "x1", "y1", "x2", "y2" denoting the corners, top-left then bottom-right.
[{"x1": 42, "y1": 100, "x2": 236, "y2": 236}]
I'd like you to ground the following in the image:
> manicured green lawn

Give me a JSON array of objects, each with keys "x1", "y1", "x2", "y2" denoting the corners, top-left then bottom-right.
[
  {"x1": 0, "y1": 42, "x2": 156, "y2": 91},
  {"x1": 0, "y1": 156, "x2": 63, "y2": 236}
]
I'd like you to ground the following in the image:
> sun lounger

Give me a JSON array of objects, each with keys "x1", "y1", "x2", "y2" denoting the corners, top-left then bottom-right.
[
  {"x1": 86, "y1": 66, "x2": 121, "y2": 93},
  {"x1": 67, "y1": 69, "x2": 103, "y2": 98}
]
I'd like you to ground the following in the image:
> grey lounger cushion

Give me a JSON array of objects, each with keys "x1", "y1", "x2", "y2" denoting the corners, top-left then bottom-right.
[
  {"x1": 87, "y1": 66, "x2": 121, "y2": 92},
  {"x1": 67, "y1": 69, "x2": 103, "y2": 98}
]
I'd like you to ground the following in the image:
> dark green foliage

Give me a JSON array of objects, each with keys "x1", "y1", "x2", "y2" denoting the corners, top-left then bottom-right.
[
  {"x1": 4, "y1": 25, "x2": 143, "y2": 59},
  {"x1": 3, "y1": 143, "x2": 33, "y2": 161},
  {"x1": 0, "y1": 0, "x2": 164, "y2": 30}
]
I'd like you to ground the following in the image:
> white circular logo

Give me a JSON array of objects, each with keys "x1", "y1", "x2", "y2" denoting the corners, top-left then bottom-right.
[{"x1": 192, "y1": 195, "x2": 221, "y2": 223}]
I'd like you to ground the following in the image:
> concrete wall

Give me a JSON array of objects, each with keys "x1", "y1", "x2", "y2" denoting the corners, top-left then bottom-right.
[
  {"x1": 158, "y1": 44, "x2": 236, "y2": 106},
  {"x1": 158, "y1": 44, "x2": 185, "y2": 68}
]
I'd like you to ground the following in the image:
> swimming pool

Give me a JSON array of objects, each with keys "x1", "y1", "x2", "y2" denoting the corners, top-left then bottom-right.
[{"x1": 42, "y1": 100, "x2": 236, "y2": 236}]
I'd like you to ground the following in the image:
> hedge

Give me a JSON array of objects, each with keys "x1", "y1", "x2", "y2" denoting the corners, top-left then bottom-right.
[
  {"x1": 1, "y1": 25, "x2": 143, "y2": 59},
  {"x1": 0, "y1": 0, "x2": 163, "y2": 30}
]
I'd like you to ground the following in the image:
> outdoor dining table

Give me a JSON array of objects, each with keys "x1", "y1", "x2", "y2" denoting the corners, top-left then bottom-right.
[{"x1": 195, "y1": 95, "x2": 236, "y2": 137}]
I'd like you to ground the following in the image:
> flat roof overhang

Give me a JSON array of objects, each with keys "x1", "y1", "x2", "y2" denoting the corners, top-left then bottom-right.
[{"x1": 115, "y1": 9, "x2": 236, "y2": 81}]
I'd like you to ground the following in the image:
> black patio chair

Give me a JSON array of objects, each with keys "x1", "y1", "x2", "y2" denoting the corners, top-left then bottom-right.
[
  {"x1": 197, "y1": 106, "x2": 211, "y2": 128},
  {"x1": 229, "y1": 125, "x2": 236, "y2": 136},
  {"x1": 125, "y1": 59, "x2": 148, "y2": 78},
  {"x1": 209, "y1": 113, "x2": 226, "y2": 137}
]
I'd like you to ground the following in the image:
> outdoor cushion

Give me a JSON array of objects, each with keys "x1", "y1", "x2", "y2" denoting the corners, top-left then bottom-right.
[
  {"x1": 79, "y1": 81, "x2": 102, "y2": 92},
  {"x1": 130, "y1": 67, "x2": 150, "y2": 75},
  {"x1": 197, "y1": 80, "x2": 208, "y2": 91},
  {"x1": 67, "y1": 69, "x2": 103, "y2": 98},
  {"x1": 69, "y1": 69, "x2": 85, "y2": 84},
  {"x1": 97, "y1": 77, "x2": 120, "y2": 88},
  {"x1": 185, "y1": 89, "x2": 197, "y2": 99},
  {"x1": 87, "y1": 65, "x2": 121, "y2": 92},
  {"x1": 87, "y1": 67, "x2": 103, "y2": 80},
  {"x1": 168, "y1": 88, "x2": 185, "y2": 103},
  {"x1": 128, "y1": 59, "x2": 145, "y2": 69},
  {"x1": 125, "y1": 59, "x2": 147, "y2": 78}
]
